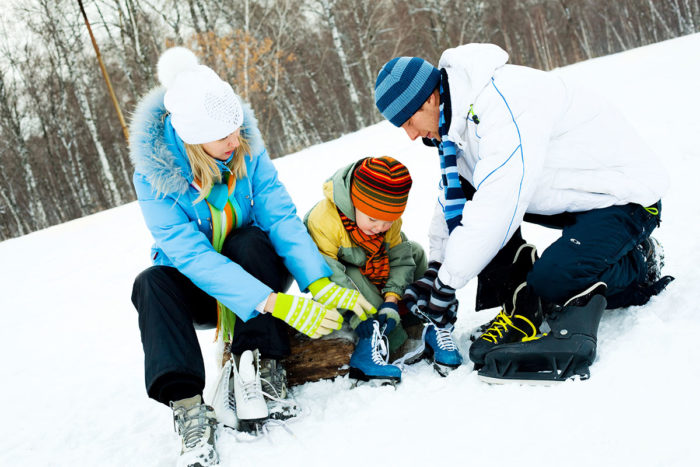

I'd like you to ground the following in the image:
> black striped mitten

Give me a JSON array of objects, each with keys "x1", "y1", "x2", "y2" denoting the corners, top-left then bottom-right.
[
  {"x1": 426, "y1": 277, "x2": 458, "y2": 327},
  {"x1": 403, "y1": 261, "x2": 441, "y2": 317}
]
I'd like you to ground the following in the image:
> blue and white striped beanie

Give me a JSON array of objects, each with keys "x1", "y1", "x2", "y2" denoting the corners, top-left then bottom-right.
[{"x1": 374, "y1": 57, "x2": 441, "y2": 127}]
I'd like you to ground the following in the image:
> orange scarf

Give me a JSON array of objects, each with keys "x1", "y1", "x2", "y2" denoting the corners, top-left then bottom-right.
[{"x1": 338, "y1": 209, "x2": 390, "y2": 289}]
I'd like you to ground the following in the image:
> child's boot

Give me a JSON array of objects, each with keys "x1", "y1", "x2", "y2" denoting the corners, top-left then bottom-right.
[
  {"x1": 424, "y1": 322, "x2": 463, "y2": 376},
  {"x1": 349, "y1": 319, "x2": 402, "y2": 383}
]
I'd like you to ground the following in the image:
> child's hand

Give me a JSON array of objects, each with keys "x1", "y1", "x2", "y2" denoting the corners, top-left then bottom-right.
[
  {"x1": 376, "y1": 306, "x2": 398, "y2": 335},
  {"x1": 308, "y1": 277, "x2": 377, "y2": 320}
]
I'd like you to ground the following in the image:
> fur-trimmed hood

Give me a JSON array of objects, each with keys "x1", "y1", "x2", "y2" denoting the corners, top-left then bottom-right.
[{"x1": 128, "y1": 87, "x2": 266, "y2": 195}]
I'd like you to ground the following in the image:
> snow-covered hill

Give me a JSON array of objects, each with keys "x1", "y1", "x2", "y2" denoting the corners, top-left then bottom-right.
[{"x1": 1, "y1": 34, "x2": 699, "y2": 466}]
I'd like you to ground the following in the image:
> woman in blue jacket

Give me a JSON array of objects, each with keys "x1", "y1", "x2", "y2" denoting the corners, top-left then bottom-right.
[{"x1": 129, "y1": 47, "x2": 375, "y2": 466}]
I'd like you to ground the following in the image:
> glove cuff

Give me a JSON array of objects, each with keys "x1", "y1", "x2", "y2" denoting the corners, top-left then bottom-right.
[
  {"x1": 378, "y1": 301, "x2": 399, "y2": 313},
  {"x1": 435, "y1": 276, "x2": 455, "y2": 293},
  {"x1": 270, "y1": 293, "x2": 293, "y2": 319},
  {"x1": 308, "y1": 277, "x2": 331, "y2": 297},
  {"x1": 378, "y1": 302, "x2": 401, "y2": 324}
]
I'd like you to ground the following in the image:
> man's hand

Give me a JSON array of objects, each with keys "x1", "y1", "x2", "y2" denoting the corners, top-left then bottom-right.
[
  {"x1": 403, "y1": 261, "x2": 441, "y2": 317},
  {"x1": 425, "y1": 276, "x2": 458, "y2": 326}
]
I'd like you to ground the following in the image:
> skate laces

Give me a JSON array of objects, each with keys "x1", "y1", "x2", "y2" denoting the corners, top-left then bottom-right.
[
  {"x1": 260, "y1": 374, "x2": 288, "y2": 404},
  {"x1": 240, "y1": 379, "x2": 264, "y2": 403},
  {"x1": 391, "y1": 322, "x2": 456, "y2": 369},
  {"x1": 434, "y1": 324, "x2": 457, "y2": 351},
  {"x1": 480, "y1": 311, "x2": 536, "y2": 343},
  {"x1": 480, "y1": 311, "x2": 512, "y2": 342},
  {"x1": 173, "y1": 404, "x2": 215, "y2": 449},
  {"x1": 370, "y1": 320, "x2": 390, "y2": 365}
]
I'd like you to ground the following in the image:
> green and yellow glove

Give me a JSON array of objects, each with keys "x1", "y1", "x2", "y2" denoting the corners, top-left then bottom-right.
[
  {"x1": 271, "y1": 293, "x2": 343, "y2": 338},
  {"x1": 308, "y1": 277, "x2": 377, "y2": 321}
]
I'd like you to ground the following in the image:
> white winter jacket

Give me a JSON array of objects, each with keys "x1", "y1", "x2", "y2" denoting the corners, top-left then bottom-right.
[{"x1": 431, "y1": 43, "x2": 669, "y2": 290}]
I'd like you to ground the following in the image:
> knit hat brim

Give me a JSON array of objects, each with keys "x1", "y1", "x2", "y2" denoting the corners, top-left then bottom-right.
[
  {"x1": 351, "y1": 157, "x2": 412, "y2": 221},
  {"x1": 375, "y1": 57, "x2": 441, "y2": 127},
  {"x1": 160, "y1": 49, "x2": 243, "y2": 145}
]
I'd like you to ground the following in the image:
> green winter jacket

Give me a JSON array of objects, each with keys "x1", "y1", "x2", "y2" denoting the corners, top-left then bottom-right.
[{"x1": 303, "y1": 160, "x2": 420, "y2": 308}]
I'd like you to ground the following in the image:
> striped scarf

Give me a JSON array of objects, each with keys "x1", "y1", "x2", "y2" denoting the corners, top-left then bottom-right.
[
  {"x1": 191, "y1": 173, "x2": 241, "y2": 341},
  {"x1": 437, "y1": 75, "x2": 466, "y2": 233},
  {"x1": 338, "y1": 209, "x2": 390, "y2": 289}
]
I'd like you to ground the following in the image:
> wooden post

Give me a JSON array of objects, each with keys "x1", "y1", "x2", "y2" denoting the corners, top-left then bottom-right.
[{"x1": 77, "y1": 0, "x2": 129, "y2": 142}]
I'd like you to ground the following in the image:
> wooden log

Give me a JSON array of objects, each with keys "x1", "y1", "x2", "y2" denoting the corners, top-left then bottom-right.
[
  {"x1": 220, "y1": 333, "x2": 354, "y2": 387},
  {"x1": 283, "y1": 335, "x2": 354, "y2": 387}
]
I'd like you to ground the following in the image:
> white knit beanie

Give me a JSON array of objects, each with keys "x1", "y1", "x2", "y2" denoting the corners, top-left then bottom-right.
[{"x1": 158, "y1": 47, "x2": 243, "y2": 145}]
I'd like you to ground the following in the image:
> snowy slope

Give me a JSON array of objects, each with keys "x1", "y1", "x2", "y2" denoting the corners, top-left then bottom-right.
[{"x1": 1, "y1": 34, "x2": 699, "y2": 467}]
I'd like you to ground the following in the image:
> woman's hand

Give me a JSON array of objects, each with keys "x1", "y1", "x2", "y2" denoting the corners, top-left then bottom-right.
[{"x1": 267, "y1": 292, "x2": 343, "y2": 338}]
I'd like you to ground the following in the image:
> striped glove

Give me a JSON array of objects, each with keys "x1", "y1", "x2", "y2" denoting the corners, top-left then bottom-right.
[
  {"x1": 403, "y1": 261, "x2": 441, "y2": 317},
  {"x1": 308, "y1": 277, "x2": 376, "y2": 320},
  {"x1": 425, "y1": 277, "x2": 458, "y2": 326},
  {"x1": 271, "y1": 293, "x2": 343, "y2": 338}
]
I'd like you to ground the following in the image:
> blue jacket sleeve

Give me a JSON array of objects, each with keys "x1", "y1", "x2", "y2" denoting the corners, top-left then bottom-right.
[
  {"x1": 134, "y1": 173, "x2": 270, "y2": 321},
  {"x1": 249, "y1": 151, "x2": 332, "y2": 290}
]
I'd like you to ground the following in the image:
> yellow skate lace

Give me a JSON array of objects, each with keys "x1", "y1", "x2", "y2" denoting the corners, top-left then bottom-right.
[{"x1": 480, "y1": 311, "x2": 537, "y2": 343}]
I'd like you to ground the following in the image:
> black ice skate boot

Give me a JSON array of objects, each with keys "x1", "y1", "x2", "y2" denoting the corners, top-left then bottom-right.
[
  {"x1": 469, "y1": 243, "x2": 539, "y2": 342},
  {"x1": 478, "y1": 282, "x2": 607, "y2": 384},
  {"x1": 469, "y1": 282, "x2": 542, "y2": 367},
  {"x1": 469, "y1": 244, "x2": 543, "y2": 367}
]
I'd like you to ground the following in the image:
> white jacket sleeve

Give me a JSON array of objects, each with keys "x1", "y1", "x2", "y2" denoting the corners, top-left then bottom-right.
[
  {"x1": 428, "y1": 183, "x2": 450, "y2": 263},
  {"x1": 438, "y1": 81, "x2": 555, "y2": 289}
]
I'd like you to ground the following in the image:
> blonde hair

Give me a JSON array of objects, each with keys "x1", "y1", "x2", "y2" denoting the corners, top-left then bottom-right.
[{"x1": 185, "y1": 133, "x2": 251, "y2": 203}]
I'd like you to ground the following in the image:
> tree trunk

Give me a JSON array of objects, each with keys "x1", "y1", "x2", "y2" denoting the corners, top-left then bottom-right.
[{"x1": 320, "y1": 0, "x2": 365, "y2": 129}]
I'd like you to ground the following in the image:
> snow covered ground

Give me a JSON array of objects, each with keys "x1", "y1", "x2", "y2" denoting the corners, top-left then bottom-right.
[{"x1": 2, "y1": 34, "x2": 699, "y2": 466}]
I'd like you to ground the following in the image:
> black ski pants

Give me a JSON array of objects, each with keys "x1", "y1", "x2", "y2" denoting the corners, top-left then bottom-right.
[
  {"x1": 461, "y1": 177, "x2": 662, "y2": 310},
  {"x1": 526, "y1": 202, "x2": 661, "y2": 308},
  {"x1": 131, "y1": 226, "x2": 293, "y2": 406}
]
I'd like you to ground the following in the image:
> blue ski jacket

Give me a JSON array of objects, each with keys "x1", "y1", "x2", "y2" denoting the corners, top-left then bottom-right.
[{"x1": 129, "y1": 88, "x2": 331, "y2": 321}]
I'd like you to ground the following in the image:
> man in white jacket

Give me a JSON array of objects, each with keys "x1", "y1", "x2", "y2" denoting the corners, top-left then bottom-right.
[{"x1": 374, "y1": 44, "x2": 673, "y2": 383}]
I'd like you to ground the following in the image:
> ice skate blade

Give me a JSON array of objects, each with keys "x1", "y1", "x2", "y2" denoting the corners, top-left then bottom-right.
[
  {"x1": 351, "y1": 378, "x2": 398, "y2": 389},
  {"x1": 348, "y1": 367, "x2": 401, "y2": 384},
  {"x1": 268, "y1": 404, "x2": 301, "y2": 421},
  {"x1": 477, "y1": 367, "x2": 589, "y2": 385},
  {"x1": 237, "y1": 418, "x2": 269, "y2": 434},
  {"x1": 433, "y1": 361, "x2": 460, "y2": 377},
  {"x1": 478, "y1": 374, "x2": 566, "y2": 386}
]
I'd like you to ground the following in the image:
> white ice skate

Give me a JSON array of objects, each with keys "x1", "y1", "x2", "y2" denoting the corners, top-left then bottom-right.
[{"x1": 232, "y1": 349, "x2": 269, "y2": 432}]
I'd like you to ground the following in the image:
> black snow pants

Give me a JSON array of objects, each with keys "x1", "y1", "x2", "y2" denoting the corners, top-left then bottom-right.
[
  {"x1": 131, "y1": 226, "x2": 293, "y2": 406},
  {"x1": 462, "y1": 177, "x2": 662, "y2": 310}
]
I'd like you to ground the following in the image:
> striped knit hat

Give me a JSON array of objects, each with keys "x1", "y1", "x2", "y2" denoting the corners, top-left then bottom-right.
[
  {"x1": 351, "y1": 157, "x2": 412, "y2": 221},
  {"x1": 375, "y1": 57, "x2": 441, "y2": 127}
]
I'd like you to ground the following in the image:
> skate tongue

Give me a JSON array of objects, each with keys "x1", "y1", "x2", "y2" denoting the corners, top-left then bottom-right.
[{"x1": 239, "y1": 351, "x2": 256, "y2": 383}]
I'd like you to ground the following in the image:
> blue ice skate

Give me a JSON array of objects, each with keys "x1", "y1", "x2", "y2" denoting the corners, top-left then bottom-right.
[
  {"x1": 424, "y1": 322, "x2": 463, "y2": 376},
  {"x1": 349, "y1": 319, "x2": 402, "y2": 383}
]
